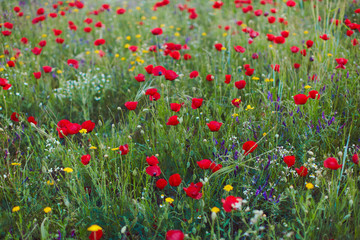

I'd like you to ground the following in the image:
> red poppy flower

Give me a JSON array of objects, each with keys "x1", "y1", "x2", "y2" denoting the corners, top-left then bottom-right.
[
  {"x1": 94, "y1": 21, "x2": 103, "y2": 28},
  {"x1": 81, "y1": 154, "x2": 91, "y2": 165},
  {"x1": 290, "y1": 46, "x2": 299, "y2": 53},
  {"x1": 134, "y1": 74, "x2": 145, "y2": 82},
  {"x1": 116, "y1": 8, "x2": 126, "y2": 14},
  {"x1": 213, "y1": 1, "x2": 224, "y2": 9},
  {"x1": 206, "y1": 74, "x2": 214, "y2": 81},
  {"x1": 149, "y1": 45, "x2": 157, "y2": 52},
  {"x1": 0, "y1": 78, "x2": 11, "y2": 90},
  {"x1": 300, "y1": 49, "x2": 307, "y2": 56},
  {"x1": 214, "y1": 43, "x2": 223, "y2": 51},
  {"x1": 324, "y1": 157, "x2": 342, "y2": 170},
  {"x1": 146, "y1": 156, "x2": 159, "y2": 166},
  {"x1": 165, "y1": 70, "x2": 178, "y2": 81},
  {"x1": 66, "y1": 123, "x2": 82, "y2": 135},
  {"x1": 274, "y1": 36, "x2": 285, "y2": 44},
  {"x1": 224, "y1": 75, "x2": 231, "y2": 84},
  {"x1": 151, "y1": 28, "x2": 163, "y2": 35},
  {"x1": 183, "y1": 182, "x2": 203, "y2": 199},
  {"x1": 293, "y1": 94, "x2": 308, "y2": 105},
  {"x1": 27, "y1": 116, "x2": 37, "y2": 125},
  {"x1": 231, "y1": 98, "x2": 241, "y2": 107},
  {"x1": 33, "y1": 72, "x2": 42, "y2": 79},
  {"x1": 305, "y1": 40, "x2": 313, "y2": 48},
  {"x1": 169, "y1": 174, "x2": 182, "y2": 187},
  {"x1": 283, "y1": 156, "x2": 295, "y2": 168},
  {"x1": 234, "y1": 46, "x2": 246, "y2": 53},
  {"x1": 242, "y1": 141, "x2": 258, "y2": 155},
  {"x1": 11, "y1": 112, "x2": 19, "y2": 122},
  {"x1": 222, "y1": 196, "x2": 242, "y2": 212},
  {"x1": 166, "y1": 116, "x2": 180, "y2": 126},
  {"x1": 38, "y1": 40, "x2": 47, "y2": 47},
  {"x1": 352, "y1": 154, "x2": 359, "y2": 165},
  {"x1": 124, "y1": 101, "x2": 138, "y2": 110},
  {"x1": 21, "y1": 37, "x2": 28, "y2": 44},
  {"x1": 294, "y1": 63, "x2": 301, "y2": 69},
  {"x1": 206, "y1": 121, "x2": 222, "y2": 132},
  {"x1": 89, "y1": 230, "x2": 103, "y2": 240},
  {"x1": 166, "y1": 230, "x2": 184, "y2": 240},
  {"x1": 319, "y1": 34, "x2": 330, "y2": 40},
  {"x1": 235, "y1": 80, "x2": 246, "y2": 89},
  {"x1": 145, "y1": 88, "x2": 158, "y2": 96},
  {"x1": 84, "y1": 27, "x2": 92, "y2": 33},
  {"x1": 268, "y1": 16, "x2": 276, "y2": 24},
  {"x1": 2, "y1": 30, "x2": 11, "y2": 36},
  {"x1": 42, "y1": 66, "x2": 52, "y2": 73},
  {"x1": 183, "y1": 54, "x2": 192, "y2": 60},
  {"x1": 31, "y1": 47, "x2": 42, "y2": 55},
  {"x1": 53, "y1": 29, "x2": 62, "y2": 36},
  {"x1": 191, "y1": 98, "x2": 203, "y2": 109},
  {"x1": 197, "y1": 159, "x2": 212, "y2": 169},
  {"x1": 129, "y1": 45, "x2": 138, "y2": 52},
  {"x1": 308, "y1": 90, "x2": 320, "y2": 100},
  {"x1": 286, "y1": 0, "x2": 296, "y2": 7},
  {"x1": 189, "y1": 71, "x2": 199, "y2": 79},
  {"x1": 170, "y1": 103, "x2": 183, "y2": 112},
  {"x1": 210, "y1": 163, "x2": 222, "y2": 173},
  {"x1": 335, "y1": 58, "x2": 348, "y2": 69},
  {"x1": 245, "y1": 68, "x2": 254, "y2": 76},
  {"x1": 94, "y1": 39, "x2": 105, "y2": 46},
  {"x1": 14, "y1": 6, "x2": 21, "y2": 12},
  {"x1": 146, "y1": 165, "x2": 161, "y2": 177},
  {"x1": 281, "y1": 31, "x2": 289, "y2": 38},
  {"x1": 145, "y1": 65, "x2": 154, "y2": 74},
  {"x1": 67, "y1": 59, "x2": 78, "y2": 69},
  {"x1": 119, "y1": 144, "x2": 129, "y2": 155},
  {"x1": 295, "y1": 166, "x2": 308, "y2": 176},
  {"x1": 7, "y1": 61, "x2": 15, "y2": 67},
  {"x1": 169, "y1": 51, "x2": 180, "y2": 60},
  {"x1": 352, "y1": 38, "x2": 358, "y2": 46},
  {"x1": 156, "y1": 179, "x2": 168, "y2": 189},
  {"x1": 56, "y1": 38, "x2": 64, "y2": 44},
  {"x1": 81, "y1": 120, "x2": 95, "y2": 132},
  {"x1": 271, "y1": 64, "x2": 280, "y2": 72},
  {"x1": 152, "y1": 66, "x2": 167, "y2": 76}
]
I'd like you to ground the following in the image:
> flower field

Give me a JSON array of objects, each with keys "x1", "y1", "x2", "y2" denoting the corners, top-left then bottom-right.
[{"x1": 1, "y1": 0, "x2": 360, "y2": 239}]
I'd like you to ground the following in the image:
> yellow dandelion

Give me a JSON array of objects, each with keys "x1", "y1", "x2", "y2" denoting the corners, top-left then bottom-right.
[
  {"x1": 86, "y1": 51, "x2": 90, "y2": 55},
  {"x1": 10, "y1": 57, "x2": 15, "y2": 61},
  {"x1": 141, "y1": 16, "x2": 146, "y2": 20},
  {"x1": 79, "y1": 129, "x2": 87, "y2": 134},
  {"x1": 263, "y1": 132, "x2": 267, "y2": 137},
  {"x1": 11, "y1": 163, "x2": 21, "y2": 166},
  {"x1": 169, "y1": 25, "x2": 174, "y2": 29},
  {"x1": 246, "y1": 105, "x2": 254, "y2": 111},
  {"x1": 57, "y1": 70, "x2": 62, "y2": 74},
  {"x1": 327, "y1": 53, "x2": 333, "y2": 57},
  {"x1": 223, "y1": 33, "x2": 228, "y2": 37},
  {"x1": 165, "y1": 197, "x2": 174, "y2": 204},
  {"x1": 63, "y1": 167, "x2": 73, "y2": 173},
  {"x1": 306, "y1": 182, "x2": 314, "y2": 190},
  {"x1": 135, "y1": 34, "x2": 141, "y2": 38},
  {"x1": 136, "y1": 6, "x2": 141, "y2": 10},
  {"x1": 269, "y1": 45, "x2": 273, "y2": 48},
  {"x1": 89, "y1": 146, "x2": 97, "y2": 150},
  {"x1": 115, "y1": 54, "x2": 120, "y2": 58},
  {"x1": 202, "y1": 32, "x2": 207, "y2": 36},
  {"x1": 121, "y1": 57, "x2": 126, "y2": 61},
  {"x1": 174, "y1": 32, "x2": 180, "y2": 37},
  {"x1": 304, "y1": 85, "x2": 311, "y2": 89},
  {"x1": 211, "y1": 207, "x2": 220, "y2": 213},
  {"x1": 12, "y1": 206, "x2": 20, "y2": 212},
  {"x1": 41, "y1": 34, "x2": 47, "y2": 38},
  {"x1": 47, "y1": 180, "x2": 54, "y2": 186},
  {"x1": 87, "y1": 225, "x2": 103, "y2": 232},
  {"x1": 126, "y1": 36, "x2": 131, "y2": 41},
  {"x1": 232, "y1": 113, "x2": 239, "y2": 118},
  {"x1": 221, "y1": 47, "x2": 226, "y2": 51},
  {"x1": 252, "y1": 77, "x2": 260, "y2": 80},
  {"x1": 223, "y1": 185, "x2": 233, "y2": 192},
  {"x1": 160, "y1": 24, "x2": 165, "y2": 28},
  {"x1": 151, "y1": 16, "x2": 157, "y2": 20},
  {"x1": 124, "y1": 44, "x2": 130, "y2": 48},
  {"x1": 304, "y1": 30, "x2": 309, "y2": 34},
  {"x1": 44, "y1": 207, "x2": 52, "y2": 213}
]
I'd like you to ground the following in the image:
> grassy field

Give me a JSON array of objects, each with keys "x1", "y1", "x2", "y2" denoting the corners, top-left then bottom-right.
[{"x1": 1, "y1": 0, "x2": 360, "y2": 239}]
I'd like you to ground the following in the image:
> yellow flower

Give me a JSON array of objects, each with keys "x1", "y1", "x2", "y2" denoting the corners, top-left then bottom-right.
[
  {"x1": 142, "y1": 50, "x2": 149, "y2": 54},
  {"x1": 221, "y1": 47, "x2": 226, "y2": 51},
  {"x1": 165, "y1": 197, "x2": 174, "y2": 204},
  {"x1": 57, "y1": 70, "x2": 62, "y2": 74},
  {"x1": 151, "y1": 16, "x2": 157, "y2": 20},
  {"x1": 11, "y1": 163, "x2": 21, "y2": 166},
  {"x1": 115, "y1": 54, "x2": 120, "y2": 58},
  {"x1": 169, "y1": 26, "x2": 174, "y2": 29},
  {"x1": 0, "y1": 55, "x2": 4, "y2": 58},
  {"x1": 10, "y1": 57, "x2": 15, "y2": 61},
  {"x1": 327, "y1": 53, "x2": 333, "y2": 57},
  {"x1": 292, "y1": 33, "x2": 297, "y2": 36},
  {"x1": 176, "y1": 27, "x2": 181, "y2": 31},
  {"x1": 111, "y1": 147, "x2": 119, "y2": 151},
  {"x1": 269, "y1": 45, "x2": 273, "y2": 48},
  {"x1": 304, "y1": 85, "x2": 311, "y2": 89},
  {"x1": 47, "y1": 180, "x2": 54, "y2": 186},
  {"x1": 42, "y1": 34, "x2": 47, "y2": 38},
  {"x1": 121, "y1": 57, "x2": 126, "y2": 61},
  {"x1": 86, "y1": 51, "x2": 90, "y2": 55},
  {"x1": 223, "y1": 33, "x2": 228, "y2": 37},
  {"x1": 135, "y1": 34, "x2": 141, "y2": 38},
  {"x1": 94, "y1": 50, "x2": 100, "y2": 54},
  {"x1": 89, "y1": 146, "x2": 97, "y2": 150},
  {"x1": 245, "y1": 105, "x2": 254, "y2": 111},
  {"x1": 223, "y1": 185, "x2": 233, "y2": 192},
  {"x1": 79, "y1": 129, "x2": 87, "y2": 134},
  {"x1": 241, "y1": 24, "x2": 247, "y2": 28},
  {"x1": 87, "y1": 225, "x2": 103, "y2": 232},
  {"x1": 263, "y1": 132, "x2": 267, "y2": 137},
  {"x1": 174, "y1": 32, "x2": 180, "y2": 37},
  {"x1": 130, "y1": 61, "x2": 135, "y2": 65},
  {"x1": 211, "y1": 207, "x2": 220, "y2": 213},
  {"x1": 202, "y1": 32, "x2": 207, "y2": 36},
  {"x1": 252, "y1": 77, "x2": 259, "y2": 80},
  {"x1": 12, "y1": 206, "x2": 20, "y2": 212},
  {"x1": 0, "y1": 68, "x2": 4, "y2": 72},
  {"x1": 160, "y1": 24, "x2": 165, "y2": 28},
  {"x1": 63, "y1": 167, "x2": 73, "y2": 173},
  {"x1": 141, "y1": 16, "x2": 146, "y2": 20},
  {"x1": 73, "y1": 9, "x2": 79, "y2": 13},
  {"x1": 232, "y1": 113, "x2": 239, "y2": 118},
  {"x1": 306, "y1": 182, "x2": 314, "y2": 190},
  {"x1": 136, "y1": 6, "x2": 141, "y2": 10},
  {"x1": 304, "y1": 30, "x2": 309, "y2": 34},
  {"x1": 44, "y1": 207, "x2": 52, "y2": 213},
  {"x1": 126, "y1": 36, "x2": 131, "y2": 41},
  {"x1": 265, "y1": 78, "x2": 274, "y2": 82},
  {"x1": 124, "y1": 44, "x2": 130, "y2": 48},
  {"x1": 268, "y1": 29, "x2": 272, "y2": 33}
]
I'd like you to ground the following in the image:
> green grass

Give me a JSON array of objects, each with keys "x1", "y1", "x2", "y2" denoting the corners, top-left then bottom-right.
[{"x1": 0, "y1": 0, "x2": 360, "y2": 239}]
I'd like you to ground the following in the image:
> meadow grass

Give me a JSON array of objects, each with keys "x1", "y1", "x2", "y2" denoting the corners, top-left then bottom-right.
[{"x1": 0, "y1": 0, "x2": 360, "y2": 239}]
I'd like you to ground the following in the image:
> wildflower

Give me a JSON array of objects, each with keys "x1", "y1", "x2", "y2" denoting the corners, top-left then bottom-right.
[
  {"x1": 12, "y1": 206, "x2": 20, "y2": 212},
  {"x1": 165, "y1": 197, "x2": 174, "y2": 204},
  {"x1": 11, "y1": 163, "x2": 21, "y2": 166},
  {"x1": 156, "y1": 179, "x2": 168, "y2": 189},
  {"x1": 183, "y1": 182, "x2": 203, "y2": 199},
  {"x1": 206, "y1": 121, "x2": 223, "y2": 132},
  {"x1": 211, "y1": 207, "x2": 220, "y2": 213},
  {"x1": 89, "y1": 146, "x2": 97, "y2": 150},
  {"x1": 235, "y1": 80, "x2": 246, "y2": 89},
  {"x1": 293, "y1": 94, "x2": 308, "y2": 105},
  {"x1": 245, "y1": 105, "x2": 254, "y2": 111},
  {"x1": 352, "y1": 154, "x2": 359, "y2": 165},
  {"x1": 169, "y1": 174, "x2": 182, "y2": 186},
  {"x1": 87, "y1": 225, "x2": 103, "y2": 232},
  {"x1": 119, "y1": 144, "x2": 129, "y2": 155},
  {"x1": 47, "y1": 180, "x2": 54, "y2": 186},
  {"x1": 223, "y1": 185, "x2": 233, "y2": 192},
  {"x1": 306, "y1": 182, "x2": 314, "y2": 189},
  {"x1": 232, "y1": 113, "x2": 239, "y2": 118},
  {"x1": 283, "y1": 156, "x2": 295, "y2": 168},
  {"x1": 63, "y1": 167, "x2": 73, "y2": 173},
  {"x1": 166, "y1": 230, "x2": 184, "y2": 240},
  {"x1": 166, "y1": 116, "x2": 180, "y2": 126},
  {"x1": 328, "y1": 53, "x2": 333, "y2": 57},
  {"x1": 295, "y1": 166, "x2": 308, "y2": 176},
  {"x1": 222, "y1": 196, "x2": 242, "y2": 212},
  {"x1": 197, "y1": 159, "x2": 212, "y2": 169},
  {"x1": 79, "y1": 129, "x2": 87, "y2": 134},
  {"x1": 304, "y1": 85, "x2": 311, "y2": 89},
  {"x1": 81, "y1": 155, "x2": 91, "y2": 165},
  {"x1": 324, "y1": 157, "x2": 342, "y2": 170},
  {"x1": 44, "y1": 207, "x2": 52, "y2": 213},
  {"x1": 242, "y1": 141, "x2": 258, "y2": 155}
]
